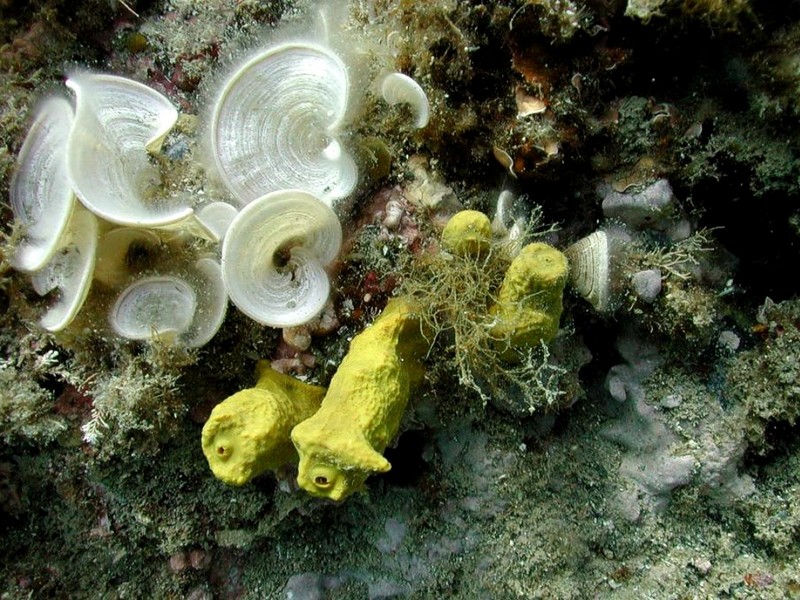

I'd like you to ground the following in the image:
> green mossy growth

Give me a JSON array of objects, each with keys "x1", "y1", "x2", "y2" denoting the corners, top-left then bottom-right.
[
  {"x1": 681, "y1": 0, "x2": 753, "y2": 27},
  {"x1": 727, "y1": 298, "x2": 800, "y2": 453}
]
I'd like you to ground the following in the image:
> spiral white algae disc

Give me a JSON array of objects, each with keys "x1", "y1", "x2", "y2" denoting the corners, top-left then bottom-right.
[
  {"x1": 210, "y1": 42, "x2": 357, "y2": 206},
  {"x1": 110, "y1": 258, "x2": 227, "y2": 348},
  {"x1": 30, "y1": 206, "x2": 99, "y2": 332},
  {"x1": 111, "y1": 276, "x2": 198, "y2": 341},
  {"x1": 221, "y1": 189, "x2": 342, "y2": 328},
  {"x1": 182, "y1": 258, "x2": 228, "y2": 348},
  {"x1": 194, "y1": 201, "x2": 239, "y2": 243},
  {"x1": 65, "y1": 71, "x2": 194, "y2": 227},
  {"x1": 10, "y1": 95, "x2": 76, "y2": 272},
  {"x1": 380, "y1": 72, "x2": 430, "y2": 129}
]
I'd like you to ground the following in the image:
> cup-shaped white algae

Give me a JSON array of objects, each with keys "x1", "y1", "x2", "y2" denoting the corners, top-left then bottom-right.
[
  {"x1": 221, "y1": 189, "x2": 342, "y2": 328},
  {"x1": 148, "y1": 201, "x2": 239, "y2": 243},
  {"x1": 94, "y1": 228, "x2": 163, "y2": 288},
  {"x1": 209, "y1": 42, "x2": 357, "y2": 206},
  {"x1": 10, "y1": 95, "x2": 76, "y2": 272},
  {"x1": 110, "y1": 258, "x2": 228, "y2": 348},
  {"x1": 182, "y1": 258, "x2": 228, "y2": 348},
  {"x1": 111, "y1": 276, "x2": 197, "y2": 342},
  {"x1": 30, "y1": 205, "x2": 98, "y2": 332},
  {"x1": 65, "y1": 71, "x2": 193, "y2": 227},
  {"x1": 380, "y1": 72, "x2": 430, "y2": 129},
  {"x1": 194, "y1": 201, "x2": 238, "y2": 243}
]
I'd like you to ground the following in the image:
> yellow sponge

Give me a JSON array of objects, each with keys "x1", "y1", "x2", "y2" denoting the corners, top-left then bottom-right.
[
  {"x1": 202, "y1": 361, "x2": 326, "y2": 486},
  {"x1": 440, "y1": 210, "x2": 493, "y2": 257},
  {"x1": 490, "y1": 242, "x2": 568, "y2": 360},
  {"x1": 291, "y1": 297, "x2": 428, "y2": 501}
]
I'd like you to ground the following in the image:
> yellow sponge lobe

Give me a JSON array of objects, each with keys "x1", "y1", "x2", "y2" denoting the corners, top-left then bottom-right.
[
  {"x1": 202, "y1": 361, "x2": 325, "y2": 486},
  {"x1": 291, "y1": 297, "x2": 428, "y2": 501},
  {"x1": 441, "y1": 210, "x2": 493, "y2": 257},
  {"x1": 490, "y1": 242, "x2": 568, "y2": 360}
]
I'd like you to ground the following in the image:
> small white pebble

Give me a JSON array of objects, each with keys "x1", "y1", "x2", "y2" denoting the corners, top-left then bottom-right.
[
  {"x1": 631, "y1": 269, "x2": 662, "y2": 303},
  {"x1": 660, "y1": 394, "x2": 682, "y2": 409},
  {"x1": 718, "y1": 330, "x2": 740, "y2": 352},
  {"x1": 692, "y1": 557, "x2": 712, "y2": 575},
  {"x1": 282, "y1": 326, "x2": 312, "y2": 351},
  {"x1": 383, "y1": 199, "x2": 404, "y2": 230}
]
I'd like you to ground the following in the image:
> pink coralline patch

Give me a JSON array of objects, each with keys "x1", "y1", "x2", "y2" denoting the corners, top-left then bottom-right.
[
  {"x1": 351, "y1": 186, "x2": 404, "y2": 229},
  {"x1": 378, "y1": 194, "x2": 424, "y2": 252},
  {"x1": 360, "y1": 270, "x2": 390, "y2": 299},
  {"x1": 743, "y1": 572, "x2": 774, "y2": 588},
  {"x1": 54, "y1": 385, "x2": 93, "y2": 421},
  {"x1": 169, "y1": 548, "x2": 211, "y2": 574},
  {"x1": 362, "y1": 270, "x2": 381, "y2": 294},
  {"x1": 147, "y1": 68, "x2": 194, "y2": 112},
  {"x1": 111, "y1": 11, "x2": 220, "y2": 112},
  {"x1": 271, "y1": 356, "x2": 316, "y2": 376},
  {"x1": 271, "y1": 339, "x2": 316, "y2": 375},
  {"x1": 171, "y1": 44, "x2": 220, "y2": 93},
  {"x1": 271, "y1": 302, "x2": 339, "y2": 374},
  {"x1": 344, "y1": 186, "x2": 423, "y2": 255}
]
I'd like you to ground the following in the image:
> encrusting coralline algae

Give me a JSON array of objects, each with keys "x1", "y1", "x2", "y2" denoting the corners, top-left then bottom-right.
[{"x1": 1, "y1": 0, "x2": 800, "y2": 597}]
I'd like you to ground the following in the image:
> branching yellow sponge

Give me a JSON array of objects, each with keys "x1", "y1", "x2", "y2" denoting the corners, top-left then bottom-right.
[
  {"x1": 290, "y1": 297, "x2": 429, "y2": 501},
  {"x1": 202, "y1": 360, "x2": 326, "y2": 486},
  {"x1": 490, "y1": 242, "x2": 568, "y2": 361}
]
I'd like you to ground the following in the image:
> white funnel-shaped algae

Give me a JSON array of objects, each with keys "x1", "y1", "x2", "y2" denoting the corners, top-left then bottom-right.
[
  {"x1": 110, "y1": 258, "x2": 228, "y2": 348},
  {"x1": 181, "y1": 258, "x2": 228, "y2": 348},
  {"x1": 111, "y1": 275, "x2": 197, "y2": 342},
  {"x1": 94, "y1": 228, "x2": 162, "y2": 288},
  {"x1": 30, "y1": 205, "x2": 98, "y2": 332},
  {"x1": 380, "y1": 72, "x2": 430, "y2": 129},
  {"x1": 65, "y1": 71, "x2": 193, "y2": 227},
  {"x1": 209, "y1": 42, "x2": 357, "y2": 206},
  {"x1": 149, "y1": 202, "x2": 239, "y2": 243},
  {"x1": 10, "y1": 95, "x2": 76, "y2": 272},
  {"x1": 194, "y1": 201, "x2": 238, "y2": 243},
  {"x1": 221, "y1": 189, "x2": 342, "y2": 328}
]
